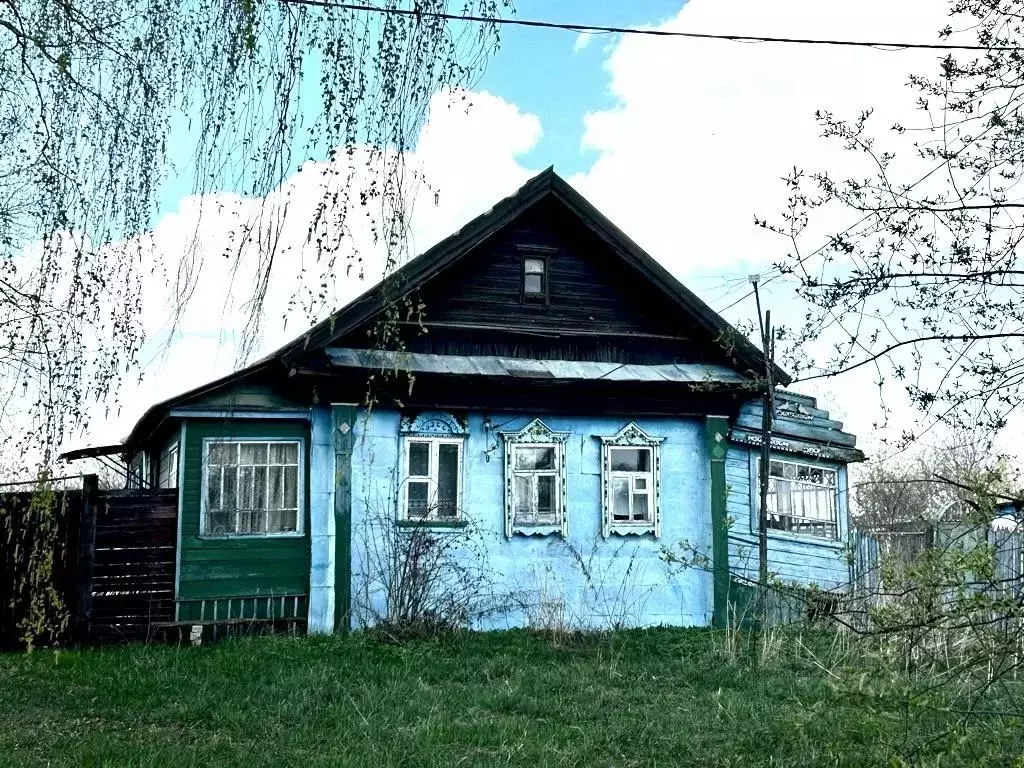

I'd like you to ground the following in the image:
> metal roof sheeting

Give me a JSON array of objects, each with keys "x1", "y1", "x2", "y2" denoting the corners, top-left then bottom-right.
[{"x1": 325, "y1": 347, "x2": 749, "y2": 384}]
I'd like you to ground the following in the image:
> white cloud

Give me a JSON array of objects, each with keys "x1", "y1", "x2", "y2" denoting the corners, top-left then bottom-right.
[
  {"x1": 63, "y1": 88, "x2": 541, "y2": 452},
  {"x1": 571, "y1": 0, "x2": 950, "y2": 277},
  {"x1": 567, "y1": 0, "x2": 969, "y2": 457},
  {"x1": 573, "y1": 32, "x2": 593, "y2": 54}
]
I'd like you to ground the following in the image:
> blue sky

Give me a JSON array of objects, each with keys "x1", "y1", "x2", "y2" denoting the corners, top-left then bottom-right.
[
  {"x1": 476, "y1": 0, "x2": 683, "y2": 175},
  {"x1": 158, "y1": 1, "x2": 684, "y2": 214}
]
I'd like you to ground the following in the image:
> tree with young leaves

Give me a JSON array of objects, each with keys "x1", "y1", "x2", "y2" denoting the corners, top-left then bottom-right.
[
  {"x1": 762, "y1": 0, "x2": 1024, "y2": 445},
  {"x1": 853, "y1": 431, "x2": 1018, "y2": 529},
  {"x1": 0, "y1": 0, "x2": 507, "y2": 465}
]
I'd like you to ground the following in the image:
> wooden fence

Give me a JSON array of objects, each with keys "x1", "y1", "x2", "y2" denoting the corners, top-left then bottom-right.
[
  {"x1": 852, "y1": 522, "x2": 1024, "y2": 626},
  {"x1": 88, "y1": 489, "x2": 177, "y2": 643},
  {"x1": 1, "y1": 481, "x2": 88, "y2": 649},
  {"x1": 1, "y1": 477, "x2": 177, "y2": 649}
]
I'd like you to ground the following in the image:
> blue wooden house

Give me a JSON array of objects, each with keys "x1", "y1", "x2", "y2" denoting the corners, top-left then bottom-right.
[{"x1": 67, "y1": 169, "x2": 864, "y2": 632}]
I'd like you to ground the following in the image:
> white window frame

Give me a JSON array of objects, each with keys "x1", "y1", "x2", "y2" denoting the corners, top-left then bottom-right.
[
  {"x1": 199, "y1": 437, "x2": 305, "y2": 539},
  {"x1": 754, "y1": 456, "x2": 840, "y2": 540},
  {"x1": 400, "y1": 436, "x2": 465, "y2": 522},
  {"x1": 599, "y1": 423, "x2": 663, "y2": 538},
  {"x1": 500, "y1": 419, "x2": 571, "y2": 537}
]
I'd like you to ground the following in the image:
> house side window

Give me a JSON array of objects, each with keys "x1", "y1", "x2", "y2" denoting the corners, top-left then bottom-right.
[
  {"x1": 600, "y1": 423, "x2": 663, "y2": 538},
  {"x1": 402, "y1": 437, "x2": 463, "y2": 521},
  {"x1": 202, "y1": 440, "x2": 302, "y2": 536},
  {"x1": 609, "y1": 448, "x2": 653, "y2": 523},
  {"x1": 501, "y1": 419, "x2": 570, "y2": 537},
  {"x1": 158, "y1": 441, "x2": 179, "y2": 489},
  {"x1": 759, "y1": 458, "x2": 838, "y2": 539},
  {"x1": 127, "y1": 452, "x2": 149, "y2": 489},
  {"x1": 522, "y1": 256, "x2": 548, "y2": 302},
  {"x1": 398, "y1": 412, "x2": 468, "y2": 524}
]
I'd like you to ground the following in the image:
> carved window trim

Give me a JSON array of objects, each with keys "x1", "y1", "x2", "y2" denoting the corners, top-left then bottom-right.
[
  {"x1": 500, "y1": 418, "x2": 571, "y2": 538},
  {"x1": 599, "y1": 423, "x2": 664, "y2": 538},
  {"x1": 398, "y1": 412, "x2": 468, "y2": 524}
]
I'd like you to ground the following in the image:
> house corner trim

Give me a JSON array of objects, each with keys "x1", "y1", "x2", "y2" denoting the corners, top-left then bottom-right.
[
  {"x1": 706, "y1": 415, "x2": 730, "y2": 629},
  {"x1": 332, "y1": 404, "x2": 356, "y2": 633}
]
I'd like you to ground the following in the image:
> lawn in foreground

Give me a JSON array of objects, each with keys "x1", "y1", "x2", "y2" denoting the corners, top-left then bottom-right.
[{"x1": 0, "y1": 629, "x2": 1022, "y2": 767}]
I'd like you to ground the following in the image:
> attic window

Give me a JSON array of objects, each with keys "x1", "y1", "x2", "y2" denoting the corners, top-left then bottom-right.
[{"x1": 522, "y1": 256, "x2": 548, "y2": 302}]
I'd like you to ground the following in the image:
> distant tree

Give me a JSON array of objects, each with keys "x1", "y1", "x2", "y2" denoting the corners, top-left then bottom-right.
[
  {"x1": 852, "y1": 432, "x2": 1016, "y2": 529},
  {"x1": 0, "y1": 0, "x2": 507, "y2": 463},
  {"x1": 762, "y1": 0, "x2": 1024, "y2": 444}
]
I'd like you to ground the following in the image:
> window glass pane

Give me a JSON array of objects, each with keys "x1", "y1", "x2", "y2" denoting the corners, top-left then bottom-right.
[
  {"x1": 797, "y1": 464, "x2": 811, "y2": 481},
  {"x1": 776, "y1": 480, "x2": 791, "y2": 513},
  {"x1": 515, "y1": 446, "x2": 555, "y2": 470},
  {"x1": 253, "y1": 465, "x2": 267, "y2": 510},
  {"x1": 634, "y1": 476, "x2": 647, "y2": 491},
  {"x1": 407, "y1": 481, "x2": 429, "y2": 518},
  {"x1": 237, "y1": 509, "x2": 254, "y2": 534},
  {"x1": 240, "y1": 442, "x2": 267, "y2": 465},
  {"x1": 782, "y1": 462, "x2": 797, "y2": 480},
  {"x1": 278, "y1": 509, "x2": 298, "y2": 533},
  {"x1": 222, "y1": 469, "x2": 237, "y2": 511},
  {"x1": 268, "y1": 465, "x2": 283, "y2": 510},
  {"x1": 525, "y1": 258, "x2": 545, "y2": 274},
  {"x1": 515, "y1": 475, "x2": 535, "y2": 520},
  {"x1": 207, "y1": 511, "x2": 231, "y2": 535},
  {"x1": 524, "y1": 273, "x2": 543, "y2": 295},
  {"x1": 536, "y1": 475, "x2": 555, "y2": 517},
  {"x1": 611, "y1": 448, "x2": 650, "y2": 472},
  {"x1": 612, "y1": 478, "x2": 630, "y2": 520},
  {"x1": 632, "y1": 492, "x2": 649, "y2": 521},
  {"x1": 437, "y1": 443, "x2": 460, "y2": 517},
  {"x1": 270, "y1": 442, "x2": 298, "y2": 465},
  {"x1": 283, "y1": 465, "x2": 298, "y2": 509},
  {"x1": 251, "y1": 508, "x2": 268, "y2": 534},
  {"x1": 238, "y1": 466, "x2": 254, "y2": 510},
  {"x1": 206, "y1": 466, "x2": 222, "y2": 510},
  {"x1": 208, "y1": 442, "x2": 234, "y2": 466},
  {"x1": 408, "y1": 442, "x2": 430, "y2": 477}
]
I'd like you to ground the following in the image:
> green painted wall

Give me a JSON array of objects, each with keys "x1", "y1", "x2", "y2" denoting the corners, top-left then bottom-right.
[{"x1": 177, "y1": 419, "x2": 311, "y2": 621}]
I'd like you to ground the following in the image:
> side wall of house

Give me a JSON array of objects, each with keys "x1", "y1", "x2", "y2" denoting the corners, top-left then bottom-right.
[
  {"x1": 349, "y1": 408, "x2": 714, "y2": 629},
  {"x1": 725, "y1": 444, "x2": 851, "y2": 591},
  {"x1": 175, "y1": 418, "x2": 311, "y2": 622}
]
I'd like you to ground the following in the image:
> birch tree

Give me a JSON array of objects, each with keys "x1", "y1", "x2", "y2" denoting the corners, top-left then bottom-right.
[{"x1": 0, "y1": 0, "x2": 506, "y2": 462}]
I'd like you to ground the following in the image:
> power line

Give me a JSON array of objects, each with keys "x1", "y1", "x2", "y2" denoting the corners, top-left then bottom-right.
[{"x1": 281, "y1": 0, "x2": 1024, "y2": 53}]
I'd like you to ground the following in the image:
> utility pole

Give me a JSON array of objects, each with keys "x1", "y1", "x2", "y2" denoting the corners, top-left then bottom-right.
[{"x1": 750, "y1": 276, "x2": 774, "y2": 629}]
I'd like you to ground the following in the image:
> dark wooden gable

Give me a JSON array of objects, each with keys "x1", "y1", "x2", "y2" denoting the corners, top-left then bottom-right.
[{"x1": 332, "y1": 196, "x2": 742, "y2": 367}]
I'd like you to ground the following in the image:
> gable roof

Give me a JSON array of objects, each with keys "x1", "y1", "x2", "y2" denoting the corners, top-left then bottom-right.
[
  {"x1": 274, "y1": 167, "x2": 787, "y2": 382},
  {"x1": 78, "y1": 168, "x2": 788, "y2": 455}
]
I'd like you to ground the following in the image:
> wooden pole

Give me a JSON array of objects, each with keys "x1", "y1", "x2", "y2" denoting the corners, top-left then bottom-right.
[
  {"x1": 75, "y1": 474, "x2": 98, "y2": 644},
  {"x1": 752, "y1": 284, "x2": 775, "y2": 630}
]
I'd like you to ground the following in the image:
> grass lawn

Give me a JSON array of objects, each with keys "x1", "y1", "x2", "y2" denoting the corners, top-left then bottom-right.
[{"x1": 1, "y1": 629, "x2": 1022, "y2": 767}]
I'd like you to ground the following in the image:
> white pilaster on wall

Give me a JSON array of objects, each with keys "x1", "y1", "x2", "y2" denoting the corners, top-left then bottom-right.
[{"x1": 308, "y1": 406, "x2": 336, "y2": 633}]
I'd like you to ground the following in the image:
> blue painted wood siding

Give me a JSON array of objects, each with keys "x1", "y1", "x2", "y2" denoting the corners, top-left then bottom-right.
[
  {"x1": 725, "y1": 445, "x2": 851, "y2": 592},
  {"x1": 350, "y1": 410, "x2": 714, "y2": 629}
]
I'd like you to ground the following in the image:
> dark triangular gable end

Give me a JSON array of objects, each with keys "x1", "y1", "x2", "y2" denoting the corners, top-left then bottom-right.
[{"x1": 281, "y1": 168, "x2": 788, "y2": 383}]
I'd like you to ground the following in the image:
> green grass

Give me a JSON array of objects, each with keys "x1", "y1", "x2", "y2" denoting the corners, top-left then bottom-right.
[{"x1": 0, "y1": 629, "x2": 1022, "y2": 767}]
